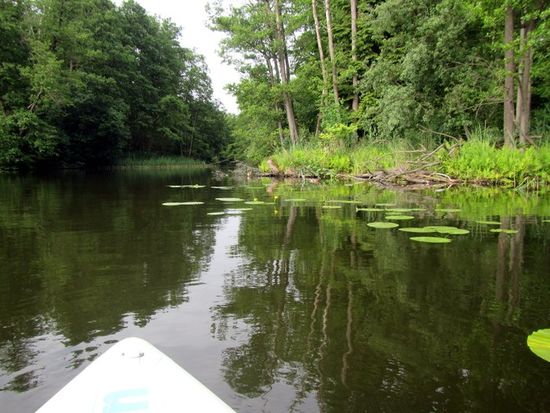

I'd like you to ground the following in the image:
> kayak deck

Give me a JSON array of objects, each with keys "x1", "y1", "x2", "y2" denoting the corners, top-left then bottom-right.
[{"x1": 37, "y1": 337, "x2": 236, "y2": 413}]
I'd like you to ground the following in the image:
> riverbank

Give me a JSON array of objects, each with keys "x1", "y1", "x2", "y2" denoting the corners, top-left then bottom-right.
[{"x1": 259, "y1": 139, "x2": 550, "y2": 189}]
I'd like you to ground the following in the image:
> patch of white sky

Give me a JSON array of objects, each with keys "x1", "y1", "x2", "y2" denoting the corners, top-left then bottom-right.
[{"x1": 113, "y1": 0, "x2": 245, "y2": 114}]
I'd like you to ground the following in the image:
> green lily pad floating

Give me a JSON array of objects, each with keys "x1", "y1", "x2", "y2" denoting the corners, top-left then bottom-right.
[
  {"x1": 322, "y1": 205, "x2": 342, "y2": 209},
  {"x1": 284, "y1": 198, "x2": 307, "y2": 202},
  {"x1": 211, "y1": 186, "x2": 234, "y2": 190},
  {"x1": 490, "y1": 228, "x2": 519, "y2": 234},
  {"x1": 356, "y1": 208, "x2": 384, "y2": 212},
  {"x1": 398, "y1": 227, "x2": 436, "y2": 233},
  {"x1": 384, "y1": 208, "x2": 425, "y2": 213},
  {"x1": 410, "y1": 236, "x2": 451, "y2": 244},
  {"x1": 207, "y1": 212, "x2": 225, "y2": 216},
  {"x1": 423, "y1": 226, "x2": 469, "y2": 235},
  {"x1": 435, "y1": 208, "x2": 461, "y2": 213},
  {"x1": 445, "y1": 228, "x2": 470, "y2": 235},
  {"x1": 527, "y1": 329, "x2": 550, "y2": 362},
  {"x1": 244, "y1": 201, "x2": 275, "y2": 205},
  {"x1": 216, "y1": 198, "x2": 243, "y2": 202},
  {"x1": 162, "y1": 201, "x2": 204, "y2": 206},
  {"x1": 385, "y1": 215, "x2": 415, "y2": 221},
  {"x1": 227, "y1": 208, "x2": 252, "y2": 212},
  {"x1": 367, "y1": 222, "x2": 399, "y2": 229},
  {"x1": 542, "y1": 220, "x2": 550, "y2": 223},
  {"x1": 167, "y1": 184, "x2": 205, "y2": 189},
  {"x1": 476, "y1": 220, "x2": 501, "y2": 225},
  {"x1": 326, "y1": 200, "x2": 362, "y2": 204}
]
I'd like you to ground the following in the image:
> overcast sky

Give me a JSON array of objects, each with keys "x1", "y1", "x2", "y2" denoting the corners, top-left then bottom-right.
[{"x1": 114, "y1": 0, "x2": 242, "y2": 113}]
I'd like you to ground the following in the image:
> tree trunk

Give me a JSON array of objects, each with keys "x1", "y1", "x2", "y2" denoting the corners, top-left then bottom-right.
[
  {"x1": 351, "y1": 0, "x2": 359, "y2": 111},
  {"x1": 503, "y1": 6, "x2": 515, "y2": 147},
  {"x1": 274, "y1": 0, "x2": 299, "y2": 145},
  {"x1": 312, "y1": 0, "x2": 328, "y2": 99},
  {"x1": 324, "y1": 0, "x2": 339, "y2": 104},
  {"x1": 518, "y1": 20, "x2": 535, "y2": 144},
  {"x1": 265, "y1": 54, "x2": 286, "y2": 147}
]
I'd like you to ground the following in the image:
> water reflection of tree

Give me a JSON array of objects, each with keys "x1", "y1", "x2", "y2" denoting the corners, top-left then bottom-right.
[
  {"x1": 0, "y1": 172, "x2": 217, "y2": 391},
  {"x1": 213, "y1": 200, "x2": 550, "y2": 412}
]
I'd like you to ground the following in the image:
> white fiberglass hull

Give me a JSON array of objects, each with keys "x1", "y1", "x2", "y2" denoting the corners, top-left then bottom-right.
[{"x1": 36, "y1": 337, "x2": 236, "y2": 413}]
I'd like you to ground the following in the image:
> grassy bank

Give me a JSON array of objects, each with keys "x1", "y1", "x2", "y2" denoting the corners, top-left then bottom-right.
[
  {"x1": 115, "y1": 155, "x2": 208, "y2": 168},
  {"x1": 260, "y1": 138, "x2": 550, "y2": 188}
]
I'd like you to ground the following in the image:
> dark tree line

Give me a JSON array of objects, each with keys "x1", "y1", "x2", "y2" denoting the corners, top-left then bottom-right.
[{"x1": 0, "y1": 0, "x2": 230, "y2": 169}]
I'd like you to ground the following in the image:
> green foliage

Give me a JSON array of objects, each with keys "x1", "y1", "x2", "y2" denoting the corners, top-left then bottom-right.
[
  {"x1": 0, "y1": 0, "x2": 229, "y2": 169},
  {"x1": 439, "y1": 138, "x2": 550, "y2": 185}
]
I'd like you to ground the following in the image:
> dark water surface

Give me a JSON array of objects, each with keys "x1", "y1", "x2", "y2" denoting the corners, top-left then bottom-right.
[{"x1": 1, "y1": 170, "x2": 549, "y2": 412}]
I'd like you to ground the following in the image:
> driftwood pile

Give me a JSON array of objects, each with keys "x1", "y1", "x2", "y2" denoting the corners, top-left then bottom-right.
[
  {"x1": 353, "y1": 142, "x2": 463, "y2": 187},
  {"x1": 263, "y1": 142, "x2": 466, "y2": 188}
]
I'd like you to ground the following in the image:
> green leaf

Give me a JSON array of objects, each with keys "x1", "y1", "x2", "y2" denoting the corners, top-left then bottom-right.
[
  {"x1": 435, "y1": 208, "x2": 461, "y2": 213},
  {"x1": 398, "y1": 227, "x2": 436, "y2": 233},
  {"x1": 162, "y1": 202, "x2": 204, "y2": 206},
  {"x1": 385, "y1": 215, "x2": 415, "y2": 220},
  {"x1": 527, "y1": 329, "x2": 550, "y2": 362},
  {"x1": 410, "y1": 236, "x2": 452, "y2": 244},
  {"x1": 367, "y1": 222, "x2": 399, "y2": 229},
  {"x1": 167, "y1": 184, "x2": 205, "y2": 188},
  {"x1": 216, "y1": 198, "x2": 244, "y2": 202},
  {"x1": 490, "y1": 229, "x2": 518, "y2": 234},
  {"x1": 356, "y1": 208, "x2": 384, "y2": 212}
]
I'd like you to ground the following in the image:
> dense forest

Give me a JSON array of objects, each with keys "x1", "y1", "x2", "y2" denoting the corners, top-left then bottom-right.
[
  {"x1": 1, "y1": 0, "x2": 548, "y2": 176},
  {"x1": 0, "y1": 0, "x2": 230, "y2": 169},
  {"x1": 211, "y1": 0, "x2": 549, "y2": 178}
]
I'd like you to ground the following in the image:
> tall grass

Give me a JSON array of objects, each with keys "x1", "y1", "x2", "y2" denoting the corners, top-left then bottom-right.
[
  {"x1": 439, "y1": 138, "x2": 550, "y2": 186},
  {"x1": 116, "y1": 155, "x2": 207, "y2": 168},
  {"x1": 260, "y1": 134, "x2": 550, "y2": 187}
]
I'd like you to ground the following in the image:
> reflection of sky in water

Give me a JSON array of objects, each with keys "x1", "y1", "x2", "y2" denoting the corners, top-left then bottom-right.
[{"x1": 0, "y1": 172, "x2": 549, "y2": 413}]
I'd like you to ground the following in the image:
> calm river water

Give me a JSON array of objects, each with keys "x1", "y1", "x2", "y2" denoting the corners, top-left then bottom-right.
[{"x1": 0, "y1": 169, "x2": 549, "y2": 412}]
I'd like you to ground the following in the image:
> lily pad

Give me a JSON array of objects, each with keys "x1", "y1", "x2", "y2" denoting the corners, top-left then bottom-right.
[
  {"x1": 322, "y1": 205, "x2": 342, "y2": 209},
  {"x1": 384, "y1": 208, "x2": 425, "y2": 213},
  {"x1": 227, "y1": 208, "x2": 252, "y2": 212},
  {"x1": 245, "y1": 201, "x2": 275, "y2": 205},
  {"x1": 356, "y1": 208, "x2": 384, "y2": 212},
  {"x1": 476, "y1": 220, "x2": 501, "y2": 225},
  {"x1": 367, "y1": 222, "x2": 399, "y2": 229},
  {"x1": 490, "y1": 229, "x2": 519, "y2": 234},
  {"x1": 216, "y1": 198, "x2": 243, "y2": 202},
  {"x1": 385, "y1": 215, "x2": 415, "y2": 221},
  {"x1": 211, "y1": 186, "x2": 234, "y2": 190},
  {"x1": 425, "y1": 225, "x2": 470, "y2": 235},
  {"x1": 398, "y1": 227, "x2": 436, "y2": 233},
  {"x1": 162, "y1": 201, "x2": 204, "y2": 206},
  {"x1": 543, "y1": 220, "x2": 550, "y2": 223},
  {"x1": 284, "y1": 198, "x2": 307, "y2": 202},
  {"x1": 410, "y1": 236, "x2": 452, "y2": 244},
  {"x1": 167, "y1": 184, "x2": 205, "y2": 189},
  {"x1": 326, "y1": 200, "x2": 362, "y2": 204},
  {"x1": 375, "y1": 203, "x2": 396, "y2": 207},
  {"x1": 445, "y1": 228, "x2": 470, "y2": 235},
  {"x1": 207, "y1": 212, "x2": 225, "y2": 216},
  {"x1": 435, "y1": 208, "x2": 461, "y2": 213},
  {"x1": 527, "y1": 329, "x2": 550, "y2": 362}
]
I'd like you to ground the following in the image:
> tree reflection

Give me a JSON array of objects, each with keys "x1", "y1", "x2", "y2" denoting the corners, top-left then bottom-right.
[
  {"x1": 0, "y1": 171, "x2": 217, "y2": 392},
  {"x1": 213, "y1": 186, "x2": 550, "y2": 412}
]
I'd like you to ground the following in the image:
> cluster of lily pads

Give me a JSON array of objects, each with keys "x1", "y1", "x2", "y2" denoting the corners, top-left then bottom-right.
[{"x1": 162, "y1": 184, "x2": 278, "y2": 215}]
